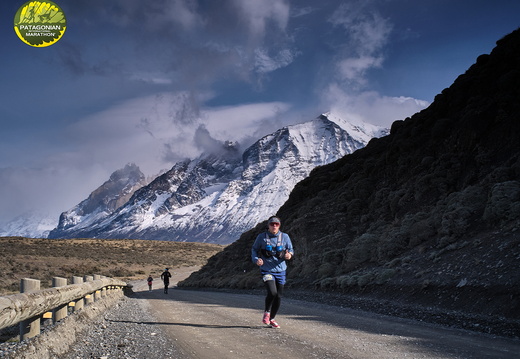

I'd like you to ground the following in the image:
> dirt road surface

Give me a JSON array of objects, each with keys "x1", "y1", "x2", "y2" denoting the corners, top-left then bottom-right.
[{"x1": 130, "y1": 268, "x2": 520, "y2": 359}]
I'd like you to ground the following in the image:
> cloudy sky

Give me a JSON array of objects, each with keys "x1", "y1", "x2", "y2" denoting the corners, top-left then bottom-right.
[{"x1": 0, "y1": 0, "x2": 519, "y2": 225}]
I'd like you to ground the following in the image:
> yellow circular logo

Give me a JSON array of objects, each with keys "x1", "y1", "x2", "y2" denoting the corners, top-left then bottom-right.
[{"x1": 14, "y1": 1, "x2": 67, "y2": 47}]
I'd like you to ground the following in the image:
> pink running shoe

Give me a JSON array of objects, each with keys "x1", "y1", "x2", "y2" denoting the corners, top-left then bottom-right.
[
  {"x1": 269, "y1": 319, "x2": 280, "y2": 329},
  {"x1": 262, "y1": 311, "x2": 270, "y2": 325}
]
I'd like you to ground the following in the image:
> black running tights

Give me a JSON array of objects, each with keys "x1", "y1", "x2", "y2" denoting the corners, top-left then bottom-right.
[{"x1": 264, "y1": 280, "x2": 284, "y2": 319}]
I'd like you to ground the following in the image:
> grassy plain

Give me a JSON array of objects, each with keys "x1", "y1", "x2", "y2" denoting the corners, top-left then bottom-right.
[{"x1": 0, "y1": 236, "x2": 224, "y2": 295}]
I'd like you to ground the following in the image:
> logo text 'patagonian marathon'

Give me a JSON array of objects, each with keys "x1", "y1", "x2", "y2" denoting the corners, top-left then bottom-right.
[{"x1": 14, "y1": 1, "x2": 66, "y2": 47}]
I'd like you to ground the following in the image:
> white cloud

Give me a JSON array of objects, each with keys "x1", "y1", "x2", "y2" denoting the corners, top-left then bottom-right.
[
  {"x1": 129, "y1": 72, "x2": 173, "y2": 85},
  {"x1": 329, "y1": 1, "x2": 392, "y2": 85},
  {"x1": 61, "y1": 92, "x2": 206, "y2": 174},
  {"x1": 291, "y1": 5, "x2": 314, "y2": 18},
  {"x1": 334, "y1": 11, "x2": 392, "y2": 55},
  {"x1": 166, "y1": 0, "x2": 204, "y2": 30},
  {"x1": 106, "y1": 0, "x2": 204, "y2": 31},
  {"x1": 202, "y1": 102, "x2": 292, "y2": 142},
  {"x1": 338, "y1": 56, "x2": 383, "y2": 83},
  {"x1": 317, "y1": 1, "x2": 422, "y2": 128},
  {"x1": 323, "y1": 84, "x2": 429, "y2": 128},
  {"x1": 232, "y1": 0, "x2": 290, "y2": 40},
  {"x1": 254, "y1": 48, "x2": 298, "y2": 74},
  {"x1": 223, "y1": 0, "x2": 298, "y2": 81}
]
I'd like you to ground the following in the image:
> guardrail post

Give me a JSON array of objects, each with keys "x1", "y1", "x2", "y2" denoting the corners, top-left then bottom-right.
[
  {"x1": 72, "y1": 276, "x2": 84, "y2": 311},
  {"x1": 52, "y1": 277, "x2": 68, "y2": 323},
  {"x1": 101, "y1": 276, "x2": 107, "y2": 297},
  {"x1": 84, "y1": 275, "x2": 94, "y2": 305},
  {"x1": 93, "y1": 275, "x2": 102, "y2": 301},
  {"x1": 19, "y1": 278, "x2": 40, "y2": 341}
]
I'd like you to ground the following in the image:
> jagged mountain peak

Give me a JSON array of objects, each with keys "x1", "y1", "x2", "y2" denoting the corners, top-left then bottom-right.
[
  {"x1": 109, "y1": 163, "x2": 144, "y2": 183},
  {"x1": 81, "y1": 163, "x2": 147, "y2": 214},
  {"x1": 197, "y1": 140, "x2": 241, "y2": 161},
  {"x1": 320, "y1": 112, "x2": 389, "y2": 141},
  {"x1": 49, "y1": 163, "x2": 148, "y2": 235}
]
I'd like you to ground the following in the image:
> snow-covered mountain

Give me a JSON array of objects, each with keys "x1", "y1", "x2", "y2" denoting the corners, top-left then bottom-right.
[
  {"x1": 0, "y1": 211, "x2": 56, "y2": 238},
  {"x1": 48, "y1": 114, "x2": 388, "y2": 244},
  {"x1": 48, "y1": 163, "x2": 148, "y2": 237}
]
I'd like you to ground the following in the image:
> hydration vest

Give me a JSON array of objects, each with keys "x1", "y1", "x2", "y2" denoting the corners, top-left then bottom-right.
[{"x1": 262, "y1": 232, "x2": 284, "y2": 258}]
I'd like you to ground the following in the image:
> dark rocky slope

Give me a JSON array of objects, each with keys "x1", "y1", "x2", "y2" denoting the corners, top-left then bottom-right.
[{"x1": 179, "y1": 29, "x2": 520, "y2": 336}]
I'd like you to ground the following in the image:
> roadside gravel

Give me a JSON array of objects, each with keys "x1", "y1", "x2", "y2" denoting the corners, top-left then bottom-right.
[
  {"x1": 60, "y1": 295, "x2": 184, "y2": 359},
  {"x1": 281, "y1": 289, "x2": 520, "y2": 339},
  {"x1": 0, "y1": 294, "x2": 183, "y2": 359}
]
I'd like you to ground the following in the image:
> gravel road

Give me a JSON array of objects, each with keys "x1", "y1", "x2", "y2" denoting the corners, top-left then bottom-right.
[
  {"x1": 58, "y1": 268, "x2": 520, "y2": 359},
  {"x1": 3, "y1": 267, "x2": 519, "y2": 358}
]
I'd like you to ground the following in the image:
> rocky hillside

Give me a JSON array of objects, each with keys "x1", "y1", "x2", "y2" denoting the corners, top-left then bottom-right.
[{"x1": 179, "y1": 29, "x2": 520, "y2": 325}]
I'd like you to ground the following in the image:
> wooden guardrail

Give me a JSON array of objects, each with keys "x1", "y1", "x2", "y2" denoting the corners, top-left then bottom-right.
[{"x1": 0, "y1": 275, "x2": 127, "y2": 341}]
